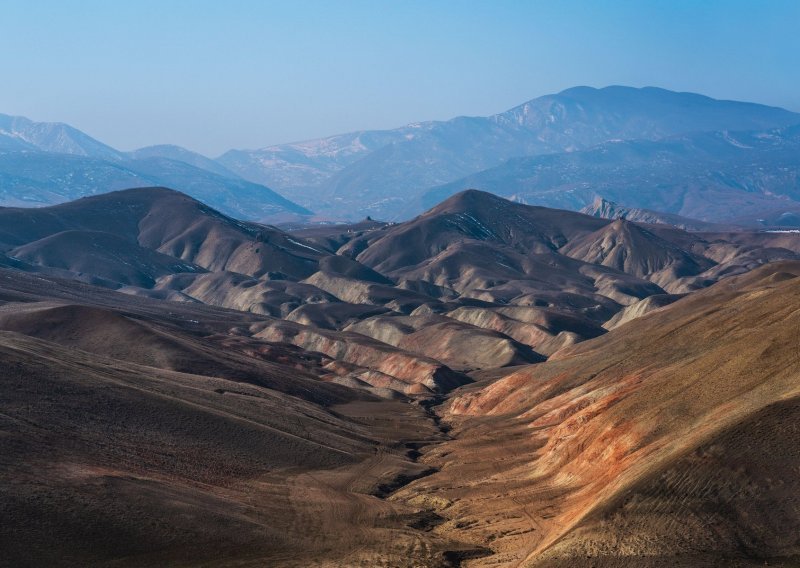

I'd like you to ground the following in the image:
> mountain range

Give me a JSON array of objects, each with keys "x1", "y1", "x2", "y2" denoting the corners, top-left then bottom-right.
[
  {"x1": 221, "y1": 86, "x2": 800, "y2": 221},
  {"x1": 3, "y1": 85, "x2": 800, "y2": 225},
  {"x1": 0, "y1": 114, "x2": 310, "y2": 221},
  {"x1": 3, "y1": 186, "x2": 800, "y2": 565},
  {"x1": 422, "y1": 124, "x2": 800, "y2": 225}
]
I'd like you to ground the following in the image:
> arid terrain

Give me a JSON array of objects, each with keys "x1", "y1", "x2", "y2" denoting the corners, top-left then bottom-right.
[{"x1": 2, "y1": 187, "x2": 800, "y2": 566}]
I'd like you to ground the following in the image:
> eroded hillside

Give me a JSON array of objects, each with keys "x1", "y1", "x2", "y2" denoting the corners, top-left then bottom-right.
[{"x1": 2, "y1": 188, "x2": 800, "y2": 566}]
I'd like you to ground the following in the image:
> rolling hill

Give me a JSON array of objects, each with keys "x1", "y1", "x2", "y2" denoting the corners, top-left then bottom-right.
[
  {"x1": 2, "y1": 187, "x2": 800, "y2": 565},
  {"x1": 3, "y1": 186, "x2": 799, "y2": 387},
  {"x1": 400, "y1": 262, "x2": 800, "y2": 566}
]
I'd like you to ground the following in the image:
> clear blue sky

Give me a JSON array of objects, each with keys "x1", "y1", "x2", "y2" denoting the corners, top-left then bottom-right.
[{"x1": 2, "y1": 0, "x2": 798, "y2": 156}]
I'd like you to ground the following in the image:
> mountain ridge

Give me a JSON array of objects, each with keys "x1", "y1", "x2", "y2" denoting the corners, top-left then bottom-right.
[
  {"x1": 4, "y1": 86, "x2": 800, "y2": 224},
  {"x1": 0, "y1": 150, "x2": 310, "y2": 221},
  {"x1": 422, "y1": 124, "x2": 800, "y2": 225},
  {"x1": 217, "y1": 86, "x2": 800, "y2": 220}
]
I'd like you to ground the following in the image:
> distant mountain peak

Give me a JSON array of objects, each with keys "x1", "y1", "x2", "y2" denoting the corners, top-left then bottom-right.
[
  {"x1": 0, "y1": 113, "x2": 124, "y2": 160},
  {"x1": 129, "y1": 144, "x2": 240, "y2": 179},
  {"x1": 582, "y1": 196, "x2": 629, "y2": 218},
  {"x1": 579, "y1": 196, "x2": 737, "y2": 231},
  {"x1": 496, "y1": 85, "x2": 800, "y2": 133}
]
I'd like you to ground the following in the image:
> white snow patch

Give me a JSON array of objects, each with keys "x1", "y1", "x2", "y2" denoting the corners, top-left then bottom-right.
[
  {"x1": 721, "y1": 131, "x2": 753, "y2": 149},
  {"x1": 286, "y1": 237, "x2": 324, "y2": 254}
]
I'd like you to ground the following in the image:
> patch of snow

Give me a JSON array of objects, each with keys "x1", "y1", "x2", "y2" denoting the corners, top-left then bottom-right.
[
  {"x1": 286, "y1": 237, "x2": 324, "y2": 254},
  {"x1": 721, "y1": 131, "x2": 752, "y2": 149}
]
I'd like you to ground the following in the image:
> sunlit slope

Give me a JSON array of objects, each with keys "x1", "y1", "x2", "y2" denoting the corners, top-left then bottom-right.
[{"x1": 400, "y1": 261, "x2": 800, "y2": 566}]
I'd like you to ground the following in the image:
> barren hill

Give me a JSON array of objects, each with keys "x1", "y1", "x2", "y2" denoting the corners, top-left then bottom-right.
[
  {"x1": 397, "y1": 262, "x2": 800, "y2": 566},
  {"x1": 2, "y1": 188, "x2": 800, "y2": 565}
]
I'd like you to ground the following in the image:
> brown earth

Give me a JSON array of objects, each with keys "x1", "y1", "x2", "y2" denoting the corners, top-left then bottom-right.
[
  {"x1": 395, "y1": 262, "x2": 800, "y2": 566},
  {"x1": 2, "y1": 188, "x2": 800, "y2": 566},
  {"x1": 0, "y1": 270, "x2": 478, "y2": 567}
]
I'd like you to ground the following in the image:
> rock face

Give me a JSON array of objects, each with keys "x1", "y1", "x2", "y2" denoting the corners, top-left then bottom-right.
[
  {"x1": 445, "y1": 305, "x2": 606, "y2": 356},
  {"x1": 397, "y1": 262, "x2": 800, "y2": 566},
  {"x1": 302, "y1": 271, "x2": 434, "y2": 312},
  {"x1": 580, "y1": 196, "x2": 734, "y2": 231}
]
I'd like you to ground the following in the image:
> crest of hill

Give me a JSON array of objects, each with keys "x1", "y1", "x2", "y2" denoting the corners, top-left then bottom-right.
[
  {"x1": 0, "y1": 187, "x2": 329, "y2": 281},
  {"x1": 354, "y1": 189, "x2": 609, "y2": 274},
  {"x1": 560, "y1": 218, "x2": 715, "y2": 285},
  {"x1": 337, "y1": 188, "x2": 800, "y2": 310},
  {"x1": 4, "y1": 187, "x2": 800, "y2": 381}
]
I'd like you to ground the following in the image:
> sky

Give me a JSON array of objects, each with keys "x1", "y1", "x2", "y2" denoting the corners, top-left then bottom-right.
[{"x1": 1, "y1": 0, "x2": 798, "y2": 156}]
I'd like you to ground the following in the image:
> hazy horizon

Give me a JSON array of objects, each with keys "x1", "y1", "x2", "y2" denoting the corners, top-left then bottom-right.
[{"x1": 3, "y1": 0, "x2": 799, "y2": 155}]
